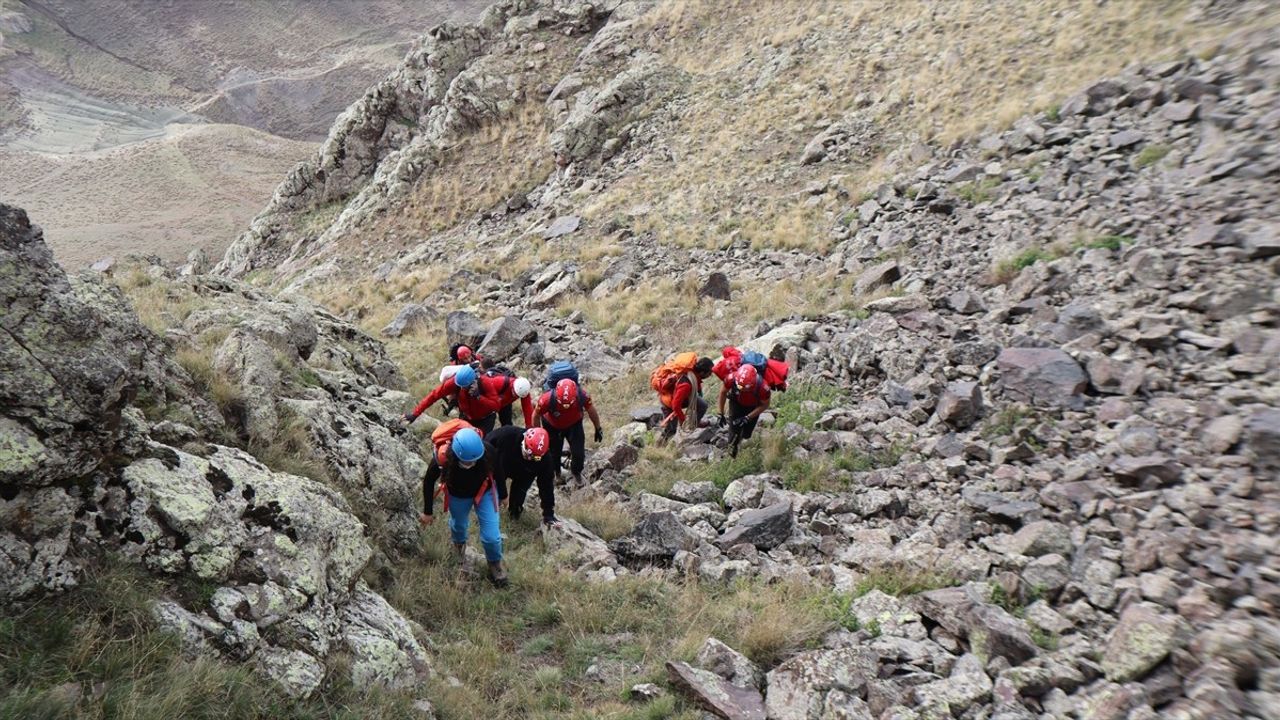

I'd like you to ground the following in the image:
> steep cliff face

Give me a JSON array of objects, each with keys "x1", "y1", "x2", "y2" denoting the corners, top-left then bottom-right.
[
  {"x1": 1, "y1": 205, "x2": 431, "y2": 699},
  {"x1": 214, "y1": 0, "x2": 669, "y2": 281}
]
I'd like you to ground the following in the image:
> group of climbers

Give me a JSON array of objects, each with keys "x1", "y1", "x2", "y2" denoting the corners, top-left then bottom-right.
[
  {"x1": 403, "y1": 340, "x2": 787, "y2": 588},
  {"x1": 650, "y1": 346, "x2": 788, "y2": 456},
  {"x1": 402, "y1": 345, "x2": 601, "y2": 587}
]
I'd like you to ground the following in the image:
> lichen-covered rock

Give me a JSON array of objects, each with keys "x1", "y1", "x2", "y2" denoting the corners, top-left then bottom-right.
[
  {"x1": 696, "y1": 637, "x2": 764, "y2": 690},
  {"x1": 764, "y1": 648, "x2": 877, "y2": 720},
  {"x1": 1102, "y1": 602, "x2": 1191, "y2": 682},
  {"x1": 542, "y1": 517, "x2": 618, "y2": 572},
  {"x1": 0, "y1": 204, "x2": 214, "y2": 600},
  {"x1": 667, "y1": 661, "x2": 767, "y2": 720}
]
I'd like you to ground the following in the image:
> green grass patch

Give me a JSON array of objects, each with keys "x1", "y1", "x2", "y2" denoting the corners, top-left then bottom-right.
[
  {"x1": 981, "y1": 405, "x2": 1032, "y2": 440},
  {"x1": 387, "y1": 524, "x2": 837, "y2": 717},
  {"x1": 991, "y1": 245, "x2": 1068, "y2": 284},
  {"x1": 771, "y1": 381, "x2": 847, "y2": 430},
  {"x1": 1133, "y1": 143, "x2": 1171, "y2": 168},
  {"x1": 952, "y1": 176, "x2": 1003, "y2": 204},
  {"x1": 852, "y1": 568, "x2": 960, "y2": 598}
]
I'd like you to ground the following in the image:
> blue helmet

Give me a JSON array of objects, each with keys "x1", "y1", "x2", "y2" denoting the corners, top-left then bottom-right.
[
  {"x1": 454, "y1": 365, "x2": 477, "y2": 388},
  {"x1": 451, "y1": 428, "x2": 484, "y2": 463}
]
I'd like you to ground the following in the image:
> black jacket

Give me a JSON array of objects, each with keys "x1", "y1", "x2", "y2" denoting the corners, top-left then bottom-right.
[
  {"x1": 487, "y1": 425, "x2": 552, "y2": 492},
  {"x1": 424, "y1": 440, "x2": 503, "y2": 514}
]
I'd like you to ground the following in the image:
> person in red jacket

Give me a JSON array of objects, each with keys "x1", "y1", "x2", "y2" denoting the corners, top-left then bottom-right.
[
  {"x1": 493, "y1": 375, "x2": 535, "y2": 428},
  {"x1": 660, "y1": 357, "x2": 714, "y2": 442},
  {"x1": 404, "y1": 364, "x2": 504, "y2": 435},
  {"x1": 718, "y1": 364, "x2": 772, "y2": 457},
  {"x1": 534, "y1": 378, "x2": 603, "y2": 485}
]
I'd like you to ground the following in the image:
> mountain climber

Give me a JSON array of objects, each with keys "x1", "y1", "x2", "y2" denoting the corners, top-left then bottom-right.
[
  {"x1": 652, "y1": 354, "x2": 715, "y2": 442},
  {"x1": 405, "y1": 364, "x2": 504, "y2": 435},
  {"x1": 490, "y1": 371, "x2": 534, "y2": 428},
  {"x1": 534, "y1": 377, "x2": 603, "y2": 485},
  {"x1": 718, "y1": 364, "x2": 772, "y2": 457},
  {"x1": 419, "y1": 425, "x2": 508, "y2": 587},
  {"x1": 488, "y1": 425, "x2": 558, "y2": 526}
]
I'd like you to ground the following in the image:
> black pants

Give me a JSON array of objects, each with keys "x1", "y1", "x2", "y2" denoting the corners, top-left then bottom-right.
[
  {"x1": 660, "y1": 397, "x2": 708, "y2": 439},
  {"x1": 499, "y1": 404, "x2": 513, "y2": 427},
  {"x1": 465, "y1": 412, "x2": 497, "y2": 436},
  {"x1": 547, "y1": 422, "x2": 586, "y2": 477},
  {"x1": 728, "y1": 398, "x2": 760, "y2": 440},
  {"x1": 508, "y1": 465, "x2": 555, "y2": 520}
]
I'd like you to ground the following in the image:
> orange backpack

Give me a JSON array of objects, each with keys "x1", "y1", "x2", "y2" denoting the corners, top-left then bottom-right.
[
  {"x1": 431, "y1": 418, "x2": 479, "y2": 466},
  {"x1": 650, "y1": 351, "x2": 699, "y2": 406}
]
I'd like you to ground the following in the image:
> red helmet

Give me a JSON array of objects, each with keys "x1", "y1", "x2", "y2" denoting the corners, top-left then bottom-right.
[
  {"x1": 523, "y1": 427, "x2": 549, "y2": 459},
  {"x1": 456, "y1": 345, "x2": 473, "y2": 362},
  {"x1": 555, "y1": 378, "x2": 578, "y2": 408},
  {"x1": 734, "y1": 364, "x2": 758, "y2": 390}
]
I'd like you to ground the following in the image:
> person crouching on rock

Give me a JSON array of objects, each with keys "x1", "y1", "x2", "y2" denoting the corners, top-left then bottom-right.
[
  {"x1": 534, "y1": 378, "x2": 603, "y2": 486},
  {"x1": 419, "y1": 427, "x2": 509, "y2": 587},
  {"x1": 719, "y1": 364, "x2": 771, "y2": 458},
  {"x1": 488, "y1": 425, "x2": 558, "y2": 527},
  {"x1": 405, "y1": 364, "x2": 504, "y2": 435}
]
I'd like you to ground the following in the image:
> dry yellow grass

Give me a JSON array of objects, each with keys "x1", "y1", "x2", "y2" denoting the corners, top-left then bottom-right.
[{"x1": 580, "y1": 0, "x2": 1267, "y2": 256}]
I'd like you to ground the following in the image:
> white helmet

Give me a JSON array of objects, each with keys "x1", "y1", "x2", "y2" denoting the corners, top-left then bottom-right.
[
  {"x1": 513, "y1": 377, "x2": 532, "y2": 398},
  {"x1": 439, "y1": 364, "x2": 462, "y2": 384}
]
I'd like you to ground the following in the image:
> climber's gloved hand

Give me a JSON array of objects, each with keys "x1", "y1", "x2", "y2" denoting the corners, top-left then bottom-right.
[{"x1": 593, "y1": 426, "x2": 604, "y2": 443}]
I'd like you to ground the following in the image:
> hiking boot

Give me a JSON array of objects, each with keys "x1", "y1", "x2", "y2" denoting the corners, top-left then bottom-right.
[
  {"x1": 451, "y1": 543, "x2": 466, "y2": 565},
  {"x1": 487, "y1": 560, "x2": 509, "y2": 588},
  {"x1": 542, "y1": 515, "x2": 560, "y2": 528},
  {"x1": 572, "y1": 472, "x2": 584, "y2": 487}
]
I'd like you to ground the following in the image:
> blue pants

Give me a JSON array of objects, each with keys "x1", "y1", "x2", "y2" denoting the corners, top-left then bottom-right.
[{"x1": 447, "y1": 487, "x2": 503, "y2": 563}]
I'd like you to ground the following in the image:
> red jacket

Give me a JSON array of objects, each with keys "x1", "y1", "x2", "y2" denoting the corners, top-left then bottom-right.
[
  {"x1": 664, "y1": 377, "x2": 702, "y2": 422},
  {"x1": 730, "y1": 380, "x2": 771, "y2": 408},
  {"x1": 535, "y1": 388, "x2": 594, "y2": 430},
  {"x1": 413, "y1": 374, "x2": 505, "y2": 421},
  {"x1": 494, "y1": 376, "x2": 535, "y2": 427}
]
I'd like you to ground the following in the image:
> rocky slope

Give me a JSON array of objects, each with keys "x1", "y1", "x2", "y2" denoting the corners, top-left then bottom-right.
[
  {"x1": 6, "y1": 0, "x2": 1280, "y2": 717},
  {"x1": 537, "y1": 24, "x2": 1280, "y2": 720},
  {"x1": 214, "y1": 2, "x2": 1280, "y2": 715},
  {"x1": 1, "y1": 205, "x2": 432, "y2": 700}
]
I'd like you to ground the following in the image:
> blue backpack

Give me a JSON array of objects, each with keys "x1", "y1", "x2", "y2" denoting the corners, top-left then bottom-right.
[
  {"x1": 542, "y1": 360, "x2": 580, "y2": 391},
  {"x1": 741, "y1": 351, "x2": 768, "y2": 375}
]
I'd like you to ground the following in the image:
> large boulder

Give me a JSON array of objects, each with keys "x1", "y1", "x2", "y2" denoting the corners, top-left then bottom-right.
[
  {"x1": 996, "y1": 347, "x2": 1087, "y2": 408},
  {"x1": 697, "y1": 637, "x2": 764, "y2": 689},
  {"x1": 608, "y1": 511, "x2": 697, "y2": 564},
  {"x1": 478, "y1": 314, "x2": 537, "y2": 360},
  {"x1": 124, "y1": 445, "x2": 430, "y2": 696},
  {"x1": 542, "y1": 517, "x2": 617, "y2": 572},
  {"x1": 747, "y1": 322, "x2": 818, "y2": 357},
  {"x1": 445, "y1": 310, "x2": 488, "y2": 350},
  {"x1": 381, "y1": 303, "x2": 434, "y2": 338},
  {"x1": 717, "y1": 501, "x2": 794, "y2": 550},
  {"x1": 764, "y1": 647, "x2": 877, "y2": 720}
]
